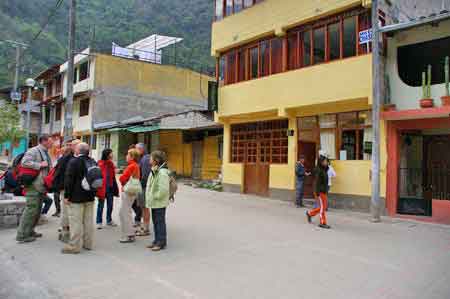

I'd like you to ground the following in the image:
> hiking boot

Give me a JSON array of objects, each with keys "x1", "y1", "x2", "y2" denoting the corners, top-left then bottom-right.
[
  {"x1": 38, "y1": 215, "x2": 49, "y2": 225},
  {"x1": 119, "y1": 236, "x2": 135, "y2": 243},
  {"x1": 151, "y1": 244, "x2": 166, "y2": 252},
  {"x1": 306, "y1": 211, "x2": 312, "y2": 223},
  {"x1": 146, "y1": 243, "x2": 156, "y2": 249},
  {"x1": 318, "y1": 224, "x2": 331, "y2": 229},
  {"x1": 61, "y1": 247, "x2": 80, "y2": 254},
  {"x1": 106, "y1": 221, "x2": 117, "y2": 227},
  {"x1": 31, "y1": 231, "x2": 43, "y2": 238},
  {"x1": 136, "y1": 228, "x2": 151, "y2": 236},
  {"x1": 59, "y1": 232, "x2": 70, "y2": 243},
  {"x1": 17, "y1": 236, "x2": 36, "y2": 244}
]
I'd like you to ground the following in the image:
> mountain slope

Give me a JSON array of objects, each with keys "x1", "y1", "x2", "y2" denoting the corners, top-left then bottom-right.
[{"x1": 0, "y1": 0, "x2": 214, "y2": 87}]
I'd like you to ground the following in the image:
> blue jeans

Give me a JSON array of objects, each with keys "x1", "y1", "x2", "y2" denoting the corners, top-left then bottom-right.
[
  {"x1": 96, "y1": 192, "x2": 114, "y2": 224},
  {"x1": 295, "y1": 179, "x2": 304, "y2": 206},
  {"x1": 152, "y1": 208, "x2": 167, "y2": 246},
  {"x1": 41, "y1": 195, "x2": 53, "y2": 215}
]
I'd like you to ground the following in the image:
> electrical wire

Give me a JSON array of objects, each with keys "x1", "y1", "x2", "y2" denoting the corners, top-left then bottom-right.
[{"x1": 29, "y1": 0, "x2": 65, "y2": 45}]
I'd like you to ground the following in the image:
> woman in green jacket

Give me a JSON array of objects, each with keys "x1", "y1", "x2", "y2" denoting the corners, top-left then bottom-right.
[{"x1": 145, "y1": 150, "x2": 170, "y2": 251}]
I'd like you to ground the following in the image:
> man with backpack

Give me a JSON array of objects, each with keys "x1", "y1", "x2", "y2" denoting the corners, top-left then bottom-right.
[
  {"x1": 16, "y1": 135, "x2": 53, "y2": 243},
  {"x1": 54, "y1": 139, "x2": 80, "y2": 242},
  {"x1": 62, "y1": 142, "x2": 101, "y2": 254}
]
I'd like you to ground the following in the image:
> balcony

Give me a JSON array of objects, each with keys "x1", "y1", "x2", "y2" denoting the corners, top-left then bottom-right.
[{"x1": 217, "y1": 54, "x2": 372, "y2": 120}]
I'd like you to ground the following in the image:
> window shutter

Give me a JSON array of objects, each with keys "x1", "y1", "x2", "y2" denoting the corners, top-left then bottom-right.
[{"x1": 208, "y1": 81, "x2": 218, "y2": 112}]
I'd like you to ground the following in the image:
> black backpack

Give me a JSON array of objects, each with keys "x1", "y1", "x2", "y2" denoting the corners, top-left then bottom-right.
[{"x1": 81, "y1": 158, "x2": 103, "y2": 191}]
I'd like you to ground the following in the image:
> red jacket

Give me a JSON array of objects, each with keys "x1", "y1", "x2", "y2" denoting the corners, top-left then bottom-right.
[
  {"x1": 119, "y1": 160, "x2": 140, "y2": 187},
  {"x1": 96, "y1": 160, "x2": 117, "y2": 199}
]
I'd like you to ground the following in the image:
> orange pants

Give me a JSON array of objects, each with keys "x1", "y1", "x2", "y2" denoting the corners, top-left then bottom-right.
[{"x1": 308, "y1": 193, "x2": 328, "y2": 225}]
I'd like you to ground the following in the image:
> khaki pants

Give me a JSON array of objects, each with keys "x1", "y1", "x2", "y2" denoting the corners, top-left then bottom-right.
[
  {"x1": 61, "y1": 192, "x2": 70, "y2": 228},
  {"x1": 120, "y1": 192, "x2": 136, "y2": 239},
  {"x1": 16, "y1": 187, "x2": 44, "y2": 240},
  {"x1": 67, "y1": 201, "x2": 94, "y2": 251}
]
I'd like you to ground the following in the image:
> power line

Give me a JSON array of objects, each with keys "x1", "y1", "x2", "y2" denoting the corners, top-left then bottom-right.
[{"x1": 29, "y1": 0, "x2": 65, "y2": 45}]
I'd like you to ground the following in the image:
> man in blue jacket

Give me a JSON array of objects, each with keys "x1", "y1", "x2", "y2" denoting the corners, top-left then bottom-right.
[{"x1": 295, "y1": 155, "x2": 310, "y2": 208}]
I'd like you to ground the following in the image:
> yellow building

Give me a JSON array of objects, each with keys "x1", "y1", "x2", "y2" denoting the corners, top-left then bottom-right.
[
  {"x1": 212, "y1": 0, "x2": 386, "y2": 211},
  {"x1": 103, "y1": 110, "x2": 223, "y2": 181}
]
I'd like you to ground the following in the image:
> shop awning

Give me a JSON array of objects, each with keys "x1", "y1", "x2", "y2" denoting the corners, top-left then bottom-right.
[
  {"x1": 106, "y1": 125, "x2": 160, "y2": 133},
  {"x1": 127, "y1": 125, "x2": 160, "y2": 133}
]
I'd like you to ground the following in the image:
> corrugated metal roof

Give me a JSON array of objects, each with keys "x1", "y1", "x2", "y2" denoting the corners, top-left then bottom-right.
[{"x1": 380, "y1": 10, "x2": 450, "y2": 33}]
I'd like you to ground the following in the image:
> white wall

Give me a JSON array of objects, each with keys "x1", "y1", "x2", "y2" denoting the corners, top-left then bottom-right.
[{"x1": 386, "y1": 19, "x2": 450, "y2": 111}]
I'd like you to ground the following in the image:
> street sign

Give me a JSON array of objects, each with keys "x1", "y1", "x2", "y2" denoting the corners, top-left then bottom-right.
[
  {"x1": 359, "y1": 29, "x2": 373, "y2": 44},
  {"x1": 10, "y1": 91, "x2": 21, "y2": 102}
]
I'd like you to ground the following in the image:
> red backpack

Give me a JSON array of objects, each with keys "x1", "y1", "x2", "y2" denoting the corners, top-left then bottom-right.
[
  {"x1": 16, "y1": 165, "x2": 41, "y2": 186},
  {"x1": 44, "y1": 167, "x2": 56, "y2": 191}
]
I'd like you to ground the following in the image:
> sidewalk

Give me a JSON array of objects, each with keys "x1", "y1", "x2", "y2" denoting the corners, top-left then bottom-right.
[{"x1": 1, "y1": 185, "x2": 449, "y2": 299}]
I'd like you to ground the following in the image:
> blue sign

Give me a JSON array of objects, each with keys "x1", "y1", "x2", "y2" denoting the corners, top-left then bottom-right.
[
  {"x1": 10, "y1": 91, "x2": 21, "y2": 102},
  {"x1": 359, "y1": 29, "x2": 373, "y2": 44}
]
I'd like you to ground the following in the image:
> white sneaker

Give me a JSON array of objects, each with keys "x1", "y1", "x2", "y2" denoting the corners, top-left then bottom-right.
[{"x1": 96, "y1": 224, "x2": 103, "y2": 230}]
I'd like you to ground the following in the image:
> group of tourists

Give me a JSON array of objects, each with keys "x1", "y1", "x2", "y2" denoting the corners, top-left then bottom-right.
[
  {"x1": 295, "y1": 150, "x2": 336, "y2": 229},
  {"x1": 12, "y1": 134, "x2": 172, "y2": 254}
]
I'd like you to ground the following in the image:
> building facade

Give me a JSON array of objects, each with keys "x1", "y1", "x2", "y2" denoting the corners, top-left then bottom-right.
[
  {"x1": 382, "y1": 13, "x2": 450, "y2": 224},
  {"x1": 212, "y1": 0, "x2": 387, "y2": 211},
  {"x1": 40, "y1": 48, "x2": 214, "y2": 164}
]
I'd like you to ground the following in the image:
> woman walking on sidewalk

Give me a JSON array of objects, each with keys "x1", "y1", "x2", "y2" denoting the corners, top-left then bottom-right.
[
  {"x1": 119, "y1": 149, "x2": 141, "y2": 243},
  {"x1": 145, "y1": 151, "x2": 170, "y2": 251},
  {"x1": 96, "y1": 149, "x2": 119, "y2": 229},
  {"x1": 306, "y1": 156, "x2": 331, "y2": 229}
]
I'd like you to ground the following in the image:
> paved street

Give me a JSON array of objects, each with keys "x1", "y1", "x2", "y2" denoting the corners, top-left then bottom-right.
[{"x1": 1, "y1": 185, "x2": 450, "y2": 299}]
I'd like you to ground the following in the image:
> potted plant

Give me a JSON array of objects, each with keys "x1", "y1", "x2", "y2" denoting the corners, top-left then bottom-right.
[
  {"x1": 420, "y1": 64, "x2": 434, "y2": 108},
  {"x1": 442, "y1": 56, "x2": 450, "y2": 106}
]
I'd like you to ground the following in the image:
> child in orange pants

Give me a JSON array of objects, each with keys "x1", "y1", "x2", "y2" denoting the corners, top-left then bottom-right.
[
  {"x1": 307, "y1": 192, "x2": 328, "y2": 227},
  {"x1": 306, "y1": 156, "x2": 331, "y2": 229}
]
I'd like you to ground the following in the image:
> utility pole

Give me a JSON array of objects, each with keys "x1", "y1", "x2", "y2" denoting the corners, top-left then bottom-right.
[
  {"x1": 0, "y1": 40, "x2": 28, "y2": 101},
  {"x1": 13, "y1": 47, "x2": 21, "y2": 94},
  {"x1": 370, "y1": 0, "x2": 382, "y2": 223},
  {"x1": 63, "y1": 0, "x2": 76, "y2": 142}
]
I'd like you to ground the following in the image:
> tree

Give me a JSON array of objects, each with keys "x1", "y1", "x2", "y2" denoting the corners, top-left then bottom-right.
[{"x1": 0, "y1": 100, "x2": 25, "y2": 161}]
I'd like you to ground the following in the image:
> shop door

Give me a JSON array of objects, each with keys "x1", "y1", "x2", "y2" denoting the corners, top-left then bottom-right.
[
  {"x1": 244, "y1": 141, "x2": 269, "y2": 196},
  {"x1": 425, "y1": 135, "x2": 450, "y2": 201},
  {"x1": 192, "y1": 141, "x2": 203, "y2": 180},
  {"x1": 298, "y1": 141, "x2": 316, "y2": 197}
]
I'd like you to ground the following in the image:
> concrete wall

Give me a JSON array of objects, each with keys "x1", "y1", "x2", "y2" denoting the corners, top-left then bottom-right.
[
  {"x1": 201, "y1": 136, "x2": 223, "y2": 180},
  {"x1": 159, "y1": 131, "x2": 185, "y2": 175},
  {"x1": 0, "y1": 198, "x2": 26, "y2": 228},
  {"x1": 92, "y1": 54, "x2": 211, "y2": 126},
  {"x1": 211, "y1": 0, "x2": 363, "y2": 55},
  {"x1": 386, "y1": 19, "x2": 450, "y2": 111}
]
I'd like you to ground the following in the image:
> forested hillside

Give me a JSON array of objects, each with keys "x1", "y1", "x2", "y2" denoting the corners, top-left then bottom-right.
[{"x1": 0, "y1": 0, "x2": 214, "y2": 87}]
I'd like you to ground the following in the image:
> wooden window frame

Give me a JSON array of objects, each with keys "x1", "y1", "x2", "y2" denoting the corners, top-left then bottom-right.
[
  {"x1": 214, "y1": 0, "x2": 264, "y2": 21},
  {"x1": 55, "y1": 103, "x2": 62, "y2": 121},
  {"x1": 297, "y1": 110, "x2": 372, "y2": 161},
  {"x1": 230, "y1": 120, "x2": 288, "y2": 164},
  {"x1": 79, "y1": 98, "x2": 90, "y2": 117},
  {"x1": 219, "y1": 7, "x2": 370, "y2": 86}
]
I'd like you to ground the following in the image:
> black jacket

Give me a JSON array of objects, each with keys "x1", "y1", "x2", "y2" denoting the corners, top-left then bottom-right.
[
  {"x1": 64, "y1": 155, "x2": 96, "y2": 203},
  {"x1": 53, "y1": 153, "x2": 74, "y2": 191},
  {"x1": 314, "y1": 166, "x2": 329, "y2": 194}
]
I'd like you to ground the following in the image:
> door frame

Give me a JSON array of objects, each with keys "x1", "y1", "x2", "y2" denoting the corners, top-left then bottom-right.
[
  {"x1": 243, "y1": 142, "x2": 270, "y2": 197},
  {"x1": 386, "y1": 117, "x2": 450, "y2": 223}
]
